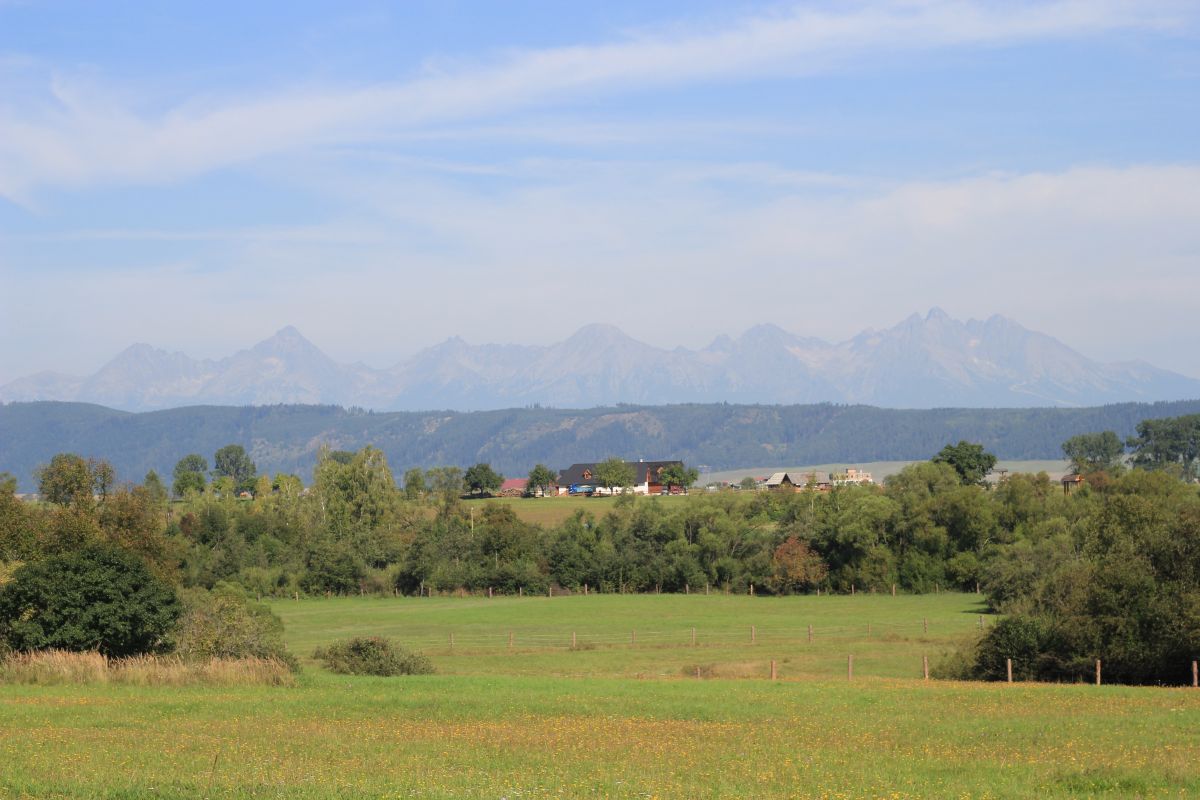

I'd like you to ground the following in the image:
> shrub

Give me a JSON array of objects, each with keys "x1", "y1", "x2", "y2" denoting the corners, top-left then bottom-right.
[
  {"x1": 312, "y1": 636, "x2": 434, "y2": 676},
  {"x1": 973, "y1": 616, "x2": 1051, "y2": 681},
  {"x1": 174, "y1": 584, "x2": 298, "y2": 671},
  {"x1": 0, "y1": 543, "x2": 181, "y2": 657}
]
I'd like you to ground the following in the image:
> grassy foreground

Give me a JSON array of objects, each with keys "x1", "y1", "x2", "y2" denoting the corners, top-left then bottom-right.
[{"x1": 2, "y1": 594, "x2": 1199, "y2": 799}]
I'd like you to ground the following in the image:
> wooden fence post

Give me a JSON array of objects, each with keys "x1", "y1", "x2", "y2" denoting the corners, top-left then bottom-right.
[
  {"x1": 807, "y1": 624, "x2": 813, "y2": 643},
  {"x1": 770, "y1": 660, "x2": 777, "y2": 681},
  {"x1": 891, "y1": 584, "x2": 896, "y2": 597},
  {"x1": 631, "y1": 630, "x2": 636, "y2": 645},
  {"x1": 978, "y1": 615, "x2": 984, "y2": 630},
  {"x1": 685, "y1": 583, "x2": 689, "y2": 595},
  {"x1": 705, "y1": 582, "x2": 710, "y2": 595},
  {"x1": 548, "y1": 585, "x2": 553, "y2": 598},
  {"x1": 935, "y1": 582, "x2": 939, "y2": 595},
  {"x1": 750, "y1": 583, "x2": 755, "y2": 597},
  {"x1": 571, "y1": 632, "x2": 576, "y2": 649},
  {"x1": 449, "y1": 632, "x2": 454, "y2": 649},
  {"x1": 691, "y1": 627, "x2": 697, "y2": 647},
  {"x1": 518, "y1": 586, "x2": 523, "y2": 597},
  {"x1": 488, "y1": 586, "x2": 493, "y2": 599},
  {"x1": 1006, "y1": 658, "x2": 1013, "y2": 683},
  {"x1": 751, "y1": 625, "x2": 756, "y2": 644},
  {"x1": 851, "y1": 584, "x2": 855, "y2": 596},
  {"x1": 923, "y1": 617, "x2": 928, "y2": 634},
  {"x1": 584, "y1": 583, "x2": 588, "y2": 596},
  {"x1": 867, "y1": 623, "x2": 872, "y2": 637},
  {"x1": 1096, "y1": 659, "x2": 1102, "y2": 686},
  {"x1": 695, "y1": 666, "x2": 701, "y2": 679},
  {"x1": 508, "y1": 631, "x2": 514, "y2": 650},
  {"x1": 847, "y1": 654, "x2": 854, "y2": 681},
  {"x1": 923, "y1": 655, "x2": 929, "y2": 681},
  {"x1": 1193, "y1": 660, "x2": 1198, "y2": 688}
]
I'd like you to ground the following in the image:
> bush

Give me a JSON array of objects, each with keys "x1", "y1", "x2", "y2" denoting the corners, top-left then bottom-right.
[
  {"x1": 973, "y1": 616, "x2": 1051, "y2": 681},
  {"x1": 0, "y1": 543, "x2": 181, "y2": 657},
  {"x1": 312, "y1": 636, "x2": 434, "y2": 676},
  {"x1": 175, "y1": 584, "x2": 298, "y2": 671}
]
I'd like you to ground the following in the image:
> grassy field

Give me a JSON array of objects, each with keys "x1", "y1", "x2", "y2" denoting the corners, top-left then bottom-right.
[
  {"x1": 700, "y1": 460, "x2": 1071, "y2": 485},
  {"x1": 469, "y1": 493, "x2": 694, "y2": 527},
  {"x1": 3, "y1": 594, "x2": 1200, "y2": 799}
]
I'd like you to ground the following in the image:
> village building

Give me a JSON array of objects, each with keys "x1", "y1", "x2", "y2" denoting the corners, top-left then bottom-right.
[
  {"x1": 831, "y1": 468, "x2": 874, "y2": 486},
  {"x1": 557, "y1": 460, "x2": 685, "y2": 495}
]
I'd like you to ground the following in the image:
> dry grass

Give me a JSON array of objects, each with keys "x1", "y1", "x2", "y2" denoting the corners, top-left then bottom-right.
[{"x1": 0, "y1": 650, "x2": 296, "y2": 686}]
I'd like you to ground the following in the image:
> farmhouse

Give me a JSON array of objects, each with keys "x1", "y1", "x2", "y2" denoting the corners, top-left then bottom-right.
[{"x1": 558, "y1": 460, "x2": 685, "y2": 495}]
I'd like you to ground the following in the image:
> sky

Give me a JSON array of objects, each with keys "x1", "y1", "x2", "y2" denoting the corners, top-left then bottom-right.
[{"x1": 1, "y1": 0, "x2": 1198, "y2": 383}]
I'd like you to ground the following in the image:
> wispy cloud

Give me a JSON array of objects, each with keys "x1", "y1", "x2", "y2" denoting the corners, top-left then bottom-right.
[{"x1": 0, "y1": 0, "x2": 1189, "y2": 198}]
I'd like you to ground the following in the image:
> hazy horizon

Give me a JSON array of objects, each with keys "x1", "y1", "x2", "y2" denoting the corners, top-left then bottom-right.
[{"x1": 2, "y1": 1, "x2": 1198, "y2": 385}]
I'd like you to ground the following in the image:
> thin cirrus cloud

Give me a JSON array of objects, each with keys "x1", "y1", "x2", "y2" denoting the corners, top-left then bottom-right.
[{"x1": 0, "y1": 0, "x2": 1190, "y2": 198}]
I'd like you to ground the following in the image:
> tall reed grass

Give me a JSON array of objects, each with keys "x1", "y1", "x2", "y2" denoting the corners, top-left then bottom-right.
[{"x1": 0, "y1": 650, "x2": 296, "y2": 686}]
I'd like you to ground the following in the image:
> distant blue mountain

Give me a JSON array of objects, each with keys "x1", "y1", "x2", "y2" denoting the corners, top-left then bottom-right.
[{"x1": 2, "y1": 311, "x2": 1197, "y2": 411}]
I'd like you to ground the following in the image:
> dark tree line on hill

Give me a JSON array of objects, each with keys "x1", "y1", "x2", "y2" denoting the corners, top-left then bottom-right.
[
  {"x1": 5, "y1": 398, "x2": 1200, "y2": 492},
  {"x1": 2, "y1": 413, "x2": 1200, "y2": 683}
]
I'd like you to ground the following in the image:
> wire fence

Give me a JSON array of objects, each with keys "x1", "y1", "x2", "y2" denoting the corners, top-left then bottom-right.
[{"x1": 376, "y1": 617, "x2": 985, "y2": 655}]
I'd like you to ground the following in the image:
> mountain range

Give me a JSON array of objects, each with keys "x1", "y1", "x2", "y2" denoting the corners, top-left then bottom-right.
[{"x1": 3, "y1": 309, "x2": 1198, "y2": 411}]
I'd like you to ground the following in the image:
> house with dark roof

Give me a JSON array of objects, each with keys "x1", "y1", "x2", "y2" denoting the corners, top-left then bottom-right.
[{"x1": 558, "y1": 460, "x2": 685, "y2": 495}]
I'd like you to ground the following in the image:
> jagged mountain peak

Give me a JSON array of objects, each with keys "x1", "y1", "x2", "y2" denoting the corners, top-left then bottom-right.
[{"x1": 2, "y1": 315, "x2": 1197, "y2": 411}]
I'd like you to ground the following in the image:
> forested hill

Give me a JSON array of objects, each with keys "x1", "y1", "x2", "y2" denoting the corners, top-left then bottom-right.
[{"x1": 3, "y1": 399, "x2": 1200, "y2": 491}]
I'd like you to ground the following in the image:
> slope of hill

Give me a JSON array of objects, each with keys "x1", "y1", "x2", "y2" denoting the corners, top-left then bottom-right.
[
  {"x1": 3, "y1": 311, "x2": 1198, "y2": 411},
  {"x1": 4, "y1": 398, "x2": 1200, "y2": 492}
]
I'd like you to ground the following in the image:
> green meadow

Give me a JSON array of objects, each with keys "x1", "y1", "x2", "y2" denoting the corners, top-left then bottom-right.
[{"x1": 2, "y1": 593, "x2": 1200, "y2": 799}]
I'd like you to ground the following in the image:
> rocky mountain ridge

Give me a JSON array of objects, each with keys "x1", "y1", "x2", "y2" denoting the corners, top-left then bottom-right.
[{"x1": 3, "y1": 310, "x2": 1197, "y2": 411}]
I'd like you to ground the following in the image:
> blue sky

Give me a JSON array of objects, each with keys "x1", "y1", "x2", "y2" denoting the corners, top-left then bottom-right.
[{"x1": 1, "y1": 0, "x2": 1198, "y2": 382}]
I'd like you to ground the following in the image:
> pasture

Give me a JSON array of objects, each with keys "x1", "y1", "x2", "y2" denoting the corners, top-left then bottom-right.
[
  {"x1": 2, "y1": 593, "x2": 1199, "y2": 799},
  {"x1": 470, "y1": 493, "x2": 694, "y2": 527}
]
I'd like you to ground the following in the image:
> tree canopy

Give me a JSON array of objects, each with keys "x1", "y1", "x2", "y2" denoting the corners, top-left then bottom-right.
[
  {"x1": 594, "y1": 457, "x2": 636, "y2": 494},
  {"x1": 463, "y1": 463, "x2": 503, "y2": 496},
  {"x1": 172, "y1": 454, "x2": 208, "y2": 497},
  {"x1": 213, "y1": 444, "x2": 257, "y2": 493},
  {"x1": 527, "y1": 464, "x2": 557, "y2": 496},
  {"x1": 0, "y1": 543, "x2": 181, "y2": 657},
  {"x1": 1061, "y1": 430, "x2": 1125, "y2": 474},
  {"x1": 933, "y1": 441, "x2": 997, "y2": 486}
]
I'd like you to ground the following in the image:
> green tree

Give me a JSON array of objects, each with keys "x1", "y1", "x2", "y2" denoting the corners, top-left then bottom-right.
[
  {"x1": 402, "y1": 467, "x2": 426, "y2": 501},
  {"x1": 594, "y1": 457, "x2": 636, "y2": 495},
  {"x1": 88, "y1": 458, "x2": 115, "y2": 501},
  {"x1": 0, "y1": 472, "x2": 17, "y2": 495},
  {"x1": 463, "y1": 463, "x2": 503, "y2": 496},
  {"x1": 36, "y1": 453, "x2": 95, "y2": 508},
  {"x1": 172, "y1": 454, "x2": 208, "y2": 497},
  {"x1": 1127, "y1": 414, "x2": 1200, "y2": 481},
  {"x1": 527, "y1": 464, "x2": 557, "y2": 497},
  {"x1": 933, "y1": 441, "x2": 997, "y2": 486},
  {"x1": 426, "y1": 466, "x2": 464, "y2": 504},
  {"x1": 659, "y1": 463, "x2": 699, "y2": 494},
  {"x1": 1061, "y1": 431, "x2": 1125, "y2": 474},
  {"x1": 0, "y1": 543, "x2": 181, "y2": 656},
  {"x1": 213, "y1": 444, "x2": 257, "y2": 493},
  {"x1": 143, "y1": 470, "x2": 169, "y2": 506},
  {"x1": 739, "y1": 476, "x2": 758, "y2": 491}
]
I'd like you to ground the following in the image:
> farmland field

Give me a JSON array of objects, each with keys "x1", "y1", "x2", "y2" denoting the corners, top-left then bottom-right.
[
  {"x1": 470, "y1": 493, "x2": 694, "y2": 527},
  {"x1": 2, "y1": 594, "x2": 1200, "y2": 799}
]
